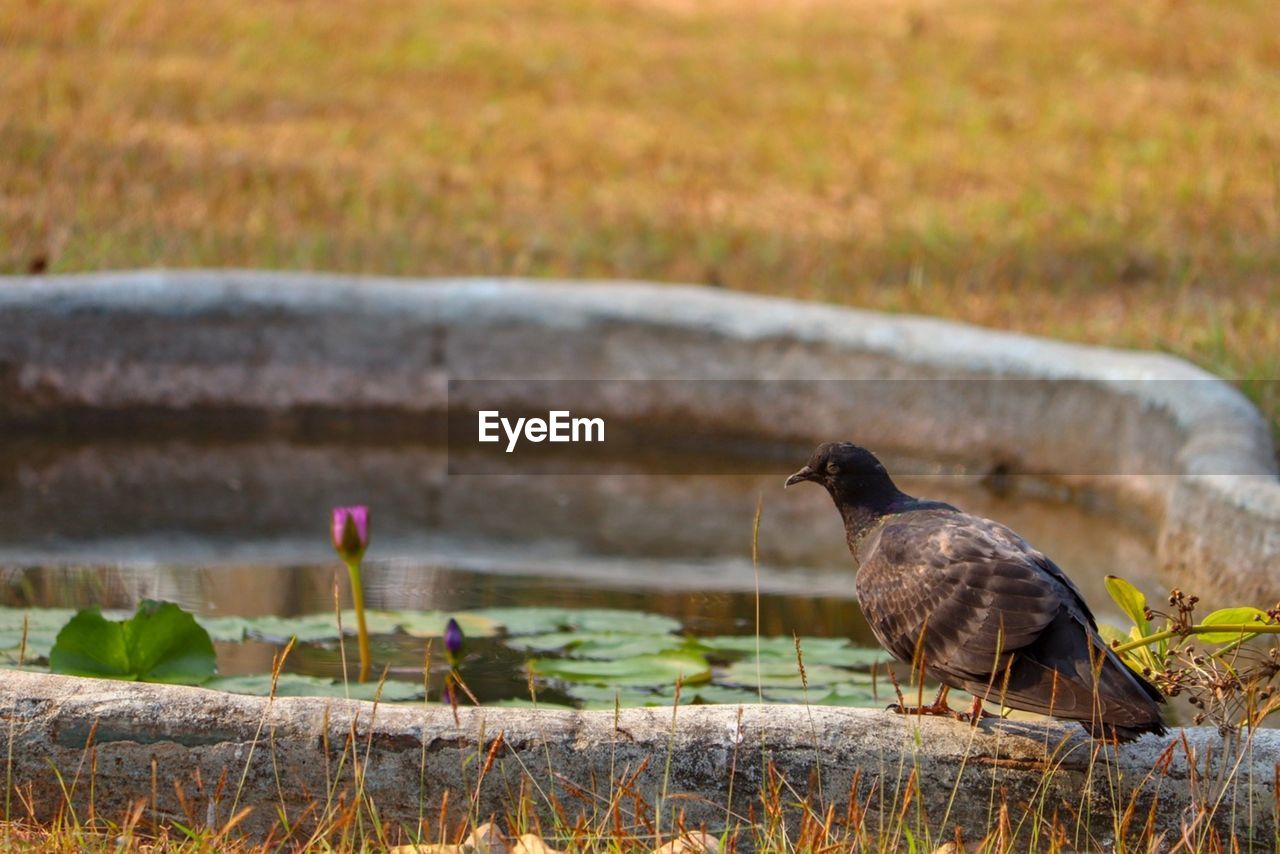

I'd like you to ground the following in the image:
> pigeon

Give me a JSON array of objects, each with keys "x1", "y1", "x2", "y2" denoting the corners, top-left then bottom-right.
[{"x1": 785, "y1": 442, "x2": 1166, "y2": 741}]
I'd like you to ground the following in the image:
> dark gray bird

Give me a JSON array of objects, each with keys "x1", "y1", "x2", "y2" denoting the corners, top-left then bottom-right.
[{"x1": 786, "y1": 442, "x2": 1166, "y2": 741}]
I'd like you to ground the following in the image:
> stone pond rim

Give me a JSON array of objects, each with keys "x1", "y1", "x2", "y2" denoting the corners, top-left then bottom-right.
[
  {"x1": 1, "y1": 270, "x2": 1276, "y2": 606},
  {"x1": 2, "y1": 271, "x2": 1279, "y2": 843}
]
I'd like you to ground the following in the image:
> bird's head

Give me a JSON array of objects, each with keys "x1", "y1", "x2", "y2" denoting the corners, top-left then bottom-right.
[{"x1": 784, "y1": 442, "x2": 899, "y2": 503}]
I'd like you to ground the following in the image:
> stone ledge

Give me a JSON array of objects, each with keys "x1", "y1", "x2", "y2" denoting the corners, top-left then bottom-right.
[{"x1": 1, "y1": 671, "x2": 1275, "y2": 844}]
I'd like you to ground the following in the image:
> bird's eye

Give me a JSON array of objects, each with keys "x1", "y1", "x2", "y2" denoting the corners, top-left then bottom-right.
[{"x1": 825, "y1": 461, "x2": 839, "y2": 475}]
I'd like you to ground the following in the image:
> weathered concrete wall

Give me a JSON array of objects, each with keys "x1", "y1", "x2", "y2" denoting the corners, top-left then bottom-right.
[
  {"x1": 2, "y1": 671, "x2": 1276, "y2": 847},
  {"x1": 1, "y1": 272, "x2": 1276, "y2": 601}
]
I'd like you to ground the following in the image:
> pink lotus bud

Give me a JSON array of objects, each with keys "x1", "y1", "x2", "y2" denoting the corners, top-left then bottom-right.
[{"x1": 331, "y1": 506, "x2": 369, "y2": 564}]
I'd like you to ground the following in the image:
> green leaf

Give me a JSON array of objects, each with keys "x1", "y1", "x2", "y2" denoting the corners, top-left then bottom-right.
[
  {"x1": 562, "y1": 683, "x2": 673, "y2": 709},
  {"x1": 123, "y1": 601, "x2": 216, "y2": 684},
  {"x1": 700, "y1": 635, "x2": 885, "y2": 667},
  {"x1": 1104, "y1": 576, "x2": 1149, "y2": 633},
  {"x1": 393, "y1": 610, "x2": 501, "y2": 639},
  {"x1": 0, "y1": 607, "x2": 78, "y2": 660},
  {"x1": 531, "y1": 650, "x2": 710, "y2": 687},
  {"x1": 487, "y1": 698, "x2": 576, "y2": 710},
  {"x1": 49, "y1": 601, "x2": 215, "y2": 685},
  {"x1": 345, "y1": 679, "x2": 428, "y2": 702},
  {"x1": 681, "y1": 684, "x2": 765, "y2": 705},
  {"x1": 472, "y1": 607, "x2": 681, "y2": 637},
  {"x1": 336, "y1": 610, "x2": 405, "y2": 636},
  {"x1": 238, "y1": 614, "x2": 347, "y2": 643},
  {"x1": 1123, "y1": 625, "x2": 1162, "y2": 671},
  {"x1": 718, "y1": 659, "x2": 868, "y2": 690},
  {"x1": 49, "y1": 610, "x2": 133, "y2": 679},
  {"x1": 812, "y1": 681, "x2": 882, "y2": 707},
  {"x1": 1097, "y1": 623, "x2": 1128, "y2": 647},
  {"x1": 195, "y1": 616, "x2": 254, "y2": 643},
  {"x1": 1197, "y1": 607, "x2": 1271, "y2": 643},
  {"x1": 205, "y1": 673, "x2": 422, "y2": 702},
  {"x1": 507, "y1": 631, "x2": 688, "y2": 658},
  {"x1": 231, "y1": 609, "x2": 499, "y2": 643}
]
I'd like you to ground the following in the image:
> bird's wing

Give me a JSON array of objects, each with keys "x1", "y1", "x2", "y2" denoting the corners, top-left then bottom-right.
[
  {"x1": 977, "y1": 518, "x2": 1099, "y2": 630},
  {"x1": 855, "y1": 512, "x2": 1066, "y2": 681}
]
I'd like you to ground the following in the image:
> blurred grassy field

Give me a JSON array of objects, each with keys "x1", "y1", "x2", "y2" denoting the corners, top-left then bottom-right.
[{"x1": 2, "y1": 0, "x2": 1277, "y2": 429}]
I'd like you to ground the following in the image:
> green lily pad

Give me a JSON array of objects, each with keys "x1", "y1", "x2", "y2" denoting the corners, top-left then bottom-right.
[
  {"x1": 392, "y1": 610, "x2": 501, "y2": 639},
  {"x1": 193, "y1": 615, "x2": 255, "y2": 643},
  {"x1": 472, "y1": 607, "x2": 681, "y2": 637},
  {"x1": 531, "y1": 650, "x2": 710, "y2": 687},
  {"x1": 49, "y1": 601, "x2": 215, "y2": 685},
  {"x1": 0, "y1": 607, "x2": 77, "y2": 661},
  {"x1": 235, "y1": 611, "x2": 398, "y2": 643},
  {"x1": 205, "y1": 673, "x2": 423, "y2": 702},
  {"x1": 507, "y1": 631, "x2": 689, "y2": 658},
  {"x1": 236, "y1": 614, "x2": 343, "y2": 643},
  {"x1": 680, "y1": 684, "x2": 766, "y2": 705},
  {"x1": 562, "y1": 683, "x2": 677, "y2": 709},
  {"x1": 487, "y1": 698, "x2": 577, "y2": 711},
  {"x1": 700, "y1": 636, "x2": 886, "y2": 667},
  {"x1": 719, "y1": 659, "x2": 870, "y2": 690}
]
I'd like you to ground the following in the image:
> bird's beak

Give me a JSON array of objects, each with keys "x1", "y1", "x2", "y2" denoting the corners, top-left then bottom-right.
[{"x1": 784, "y1": 466, "x2": 816, "y2": 488}]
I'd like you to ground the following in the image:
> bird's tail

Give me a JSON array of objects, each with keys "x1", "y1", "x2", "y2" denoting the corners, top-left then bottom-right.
[{"x1": 1087, "y1": 644, "x2": 1167, "y2": 740}]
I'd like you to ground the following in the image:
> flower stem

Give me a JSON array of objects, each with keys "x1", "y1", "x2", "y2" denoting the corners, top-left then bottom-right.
[
  {"x1": 345, "y1": 558, "x2": 371, "y2": 683},
  {"x1": 1112, "y1": 624, "x2": 1280, "y2": 655}
]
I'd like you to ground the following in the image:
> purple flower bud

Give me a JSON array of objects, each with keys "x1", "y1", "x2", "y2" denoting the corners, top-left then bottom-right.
[
  {"x1": 444, "y1": 617, "x2": 464, "y2": 658},
  {"x1": 331, "y1": 506, "x2": 369, "y2": 564}
]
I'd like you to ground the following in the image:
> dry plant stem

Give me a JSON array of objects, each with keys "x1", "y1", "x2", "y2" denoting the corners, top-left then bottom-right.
[
  {"x1": 751, "y1": 494, "x2": 764, "y2": 705},
  {"x1": 343, "y1": 558, "x2": 371, "y2": 684}
]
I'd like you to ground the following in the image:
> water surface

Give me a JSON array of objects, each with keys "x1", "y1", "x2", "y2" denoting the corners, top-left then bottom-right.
[{"x1": 0, "y1": 439, "x2": 1161, "y2": 701}]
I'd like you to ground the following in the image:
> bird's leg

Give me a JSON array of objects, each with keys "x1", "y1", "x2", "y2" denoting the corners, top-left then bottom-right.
[
  {"x1": 956, "y1": 694, "x2": 999, "y2": 723},
  {"x1": 886, "y1": 683, "x2": 961, "y2": 717},
  {"x1": 884, "y1": 665, "x2": 907, "y2": 711}
]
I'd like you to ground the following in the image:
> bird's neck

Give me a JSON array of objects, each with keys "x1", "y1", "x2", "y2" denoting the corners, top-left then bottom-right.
[{"x1": 830, "y1": 478, "x2": 914, "y2": 553}]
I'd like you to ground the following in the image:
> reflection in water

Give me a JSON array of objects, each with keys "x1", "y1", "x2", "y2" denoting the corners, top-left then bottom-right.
[{"x1": 1, "y1": 439, "x2": 1160, "y2": 685}]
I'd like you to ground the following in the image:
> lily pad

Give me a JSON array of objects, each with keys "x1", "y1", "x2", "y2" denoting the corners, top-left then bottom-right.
[
  {"x1": 472, "y1": 607, "x2": 681, "y2": 637},
  {"x1": 195, "y1": 616, "x2": 257, "y2": 643},
  {"x1": 531, "y1": 650, "x2": 710, "y2": 687},
  {"x1": 679, "y1": 684, "x2": 766, "y2": 706},
  {"x1": 719, "y1": 659, "x2": 869, "y2": 690},
  {"x1": 0, "y1": 607, "x2": 77, "y2": 660},
  {"x1": 487, "y1": 698, "x2": 576, "y2": 711},
  {"x1": 205, "y1": 673, "x2": 423, "y2": 702},
  {"x1": 700, "y1": 635, "x2": 885, "y2": 667},
  {"x1": 393, "y1": 610, "x2": 501, "y2": 639},
  {"x1": 506, "y1": 631, "x2": 689, "y2": 658},
  {"x1": 561, "y1": 683, "x2": 678, "y2": 709},
  {"x1": 49, "y1": 601, "x2": 215, "y2": 685},
  {"x1": 235, "y1": 611, "x2": 398, "y2": 643}
]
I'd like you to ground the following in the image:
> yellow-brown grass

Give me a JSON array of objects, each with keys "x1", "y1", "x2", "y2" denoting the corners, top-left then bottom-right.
[{"x1": 2, "y1": 0, "x2": 1277, "y2": 429}]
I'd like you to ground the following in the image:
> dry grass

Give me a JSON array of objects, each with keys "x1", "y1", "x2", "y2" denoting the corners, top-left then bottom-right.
[{"x1": 1, "y1": 0, "x2": 1278, "y2": 428}]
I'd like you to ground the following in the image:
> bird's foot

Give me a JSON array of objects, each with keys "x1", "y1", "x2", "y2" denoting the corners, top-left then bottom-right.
[
  {"x1": 955, "y1": 695, "x2": 999, "y2": 724},
  {"x1": 884, "y1": 698, "x2": 965, "y2": 719},
  {"x1": 887, "y1": 694, "x2": 996, "y2": 723}
]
